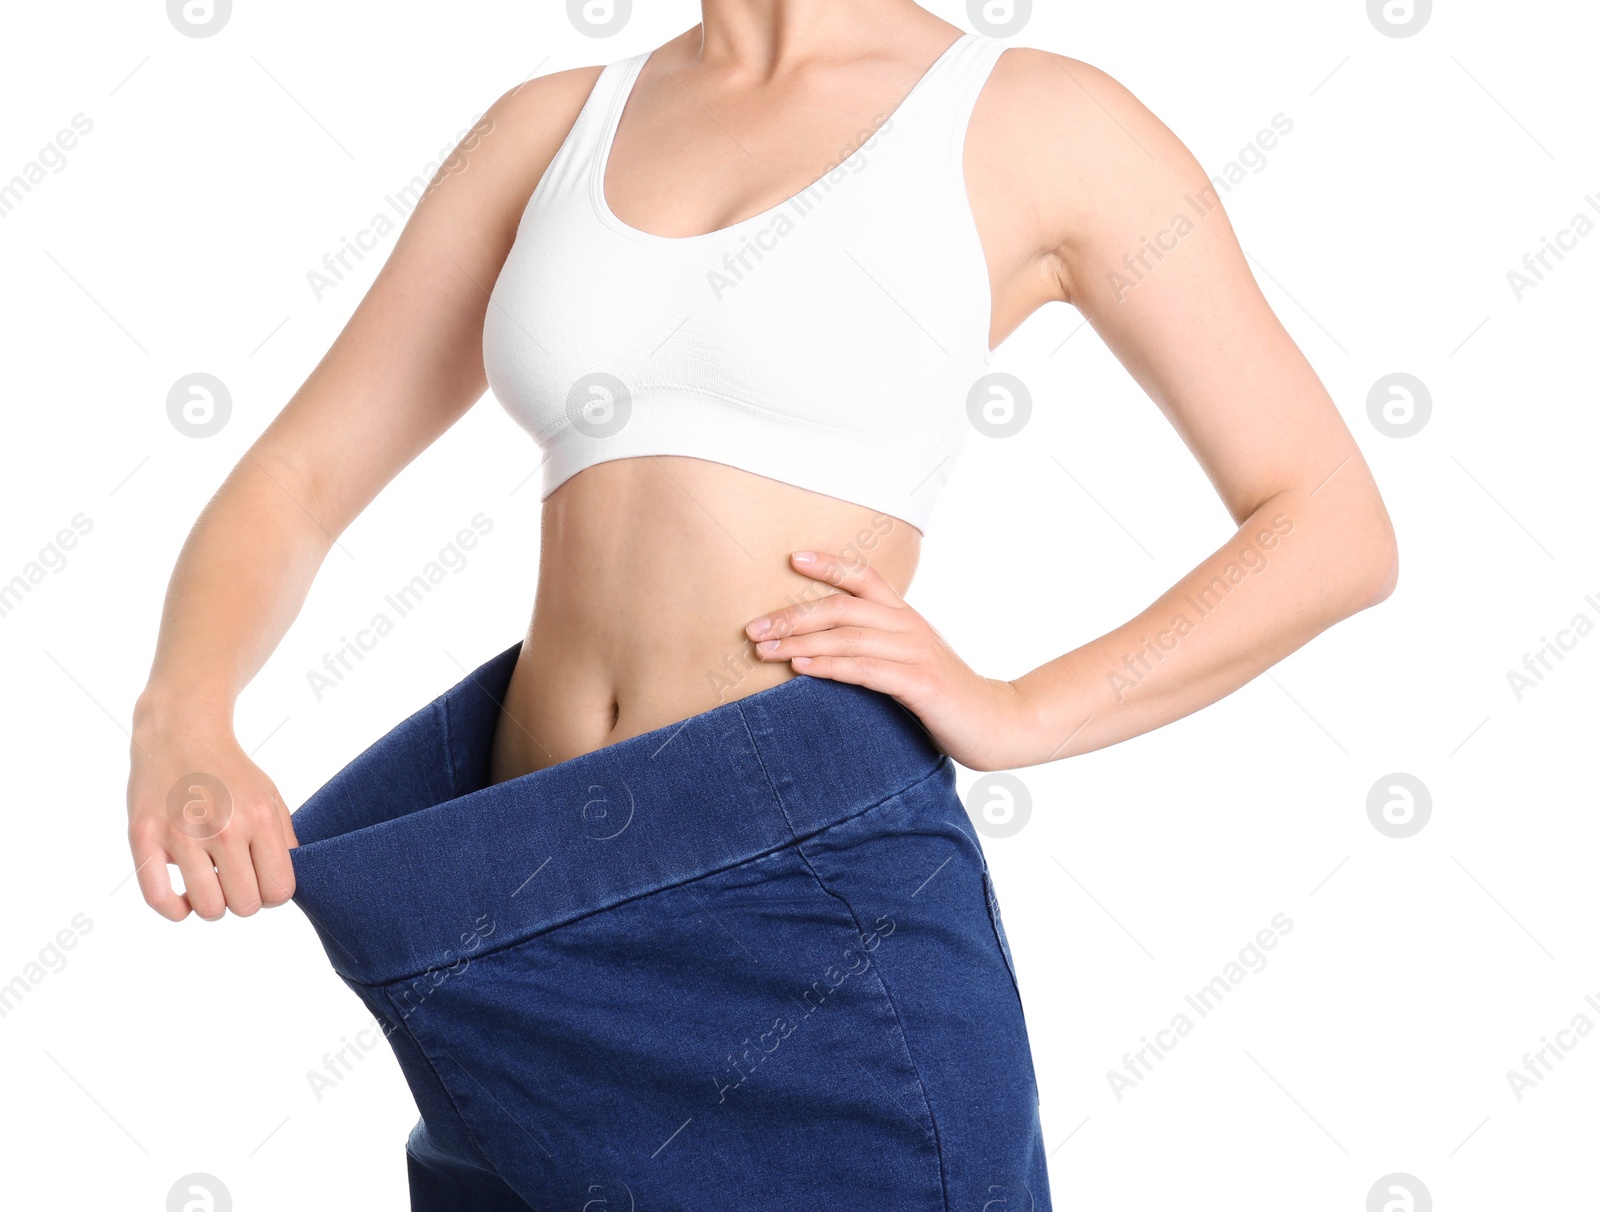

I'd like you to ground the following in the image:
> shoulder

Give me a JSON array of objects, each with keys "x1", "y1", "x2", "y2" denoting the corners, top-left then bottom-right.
[
  {"x1": 414, "y1": 64, "x2": 610, "y2": 238},
  {"x1": 477, "y1": 64, "x2": 610, "y2": 190},
  {"x1": 977, "y1": 46, "x2": 1186, "y2": 169},
  {"x1": 484, "y1": 61, "x2": 609, "y2": 134},
  {"x1": 972, "y1": 47, "x2": 1220, "y2": 302}
]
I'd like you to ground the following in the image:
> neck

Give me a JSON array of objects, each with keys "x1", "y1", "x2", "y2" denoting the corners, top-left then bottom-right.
[{"x1": 693, "y1": 0, "x2": 929, "y2": 73}]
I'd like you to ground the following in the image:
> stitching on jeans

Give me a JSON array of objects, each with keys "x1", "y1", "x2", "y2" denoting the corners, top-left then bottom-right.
[
  {"x1": 375, "y1": 985, "x2": 517, "y2": 1189},
  {"x1": 788, "y1": 832, "x2": 953, "y2": 1211},
  {"x1": 945, "y1": 782, "x2": 1026, "y2": 1008},
  {"x1": 731, "y1": 702, "x2": 797, "y2": 839},
  {"x1": 438, "y1": 699, "x2": 459, "y2": 794},
  {"x1": 731, "y1": 701, "x2": 950, "y2": 1207},
  {"x1": 731, "y1": 697, "x2": 945, "y2": 841},
  {"x1": 983, "y1": 868, "x2": 1023, "y2": 1005}
]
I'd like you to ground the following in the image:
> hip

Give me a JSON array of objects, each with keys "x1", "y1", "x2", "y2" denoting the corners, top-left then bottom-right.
[{"x1": 286, "y1": 640, "x2": 1045, "y2": 1208}]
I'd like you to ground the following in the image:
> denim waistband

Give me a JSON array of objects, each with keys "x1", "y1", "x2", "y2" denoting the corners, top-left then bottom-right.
[{"x1": 289, "y1": 641, "x2": 950, "y2": 987}]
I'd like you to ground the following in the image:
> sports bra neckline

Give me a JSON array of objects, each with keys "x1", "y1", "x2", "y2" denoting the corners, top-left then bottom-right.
[
  {"x1": 590, "y1": 31, "x2": 979, "y2": 247},
  {"x1": 483, "y1": 30, "x2": 1013, "y2": 535}
]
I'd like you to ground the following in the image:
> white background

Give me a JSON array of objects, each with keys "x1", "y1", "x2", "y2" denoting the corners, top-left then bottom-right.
[{"x1": 1, "y1": 0, "x2": 1595, "y2": 1207}]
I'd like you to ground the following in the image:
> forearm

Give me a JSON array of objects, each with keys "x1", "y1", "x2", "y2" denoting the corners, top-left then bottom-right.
[
  {"x1": 133, "y1": 453, "x2": 334, "y2": 737},
  {"x1": 1009, "y1": 485, "x2": 1397, "y2": 767}
]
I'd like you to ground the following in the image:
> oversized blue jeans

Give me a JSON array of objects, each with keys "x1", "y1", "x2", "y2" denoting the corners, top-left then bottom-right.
[{"x1": 290, "y1": 641, "x2": 1050, "y2": 1210}]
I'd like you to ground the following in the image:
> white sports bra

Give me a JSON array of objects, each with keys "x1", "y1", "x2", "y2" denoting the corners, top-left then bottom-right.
[{"x1": 483, "y1": 32, "x2": 1010, "y2": 535}]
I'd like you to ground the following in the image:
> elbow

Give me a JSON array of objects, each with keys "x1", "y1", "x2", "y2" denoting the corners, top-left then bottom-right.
[
  {"x1": 1363, "y1": 544, "x2": 1399, "y2": 608},
  {"x1": 1353, "y1": 514, "x2": 1400, "y2": 611}
]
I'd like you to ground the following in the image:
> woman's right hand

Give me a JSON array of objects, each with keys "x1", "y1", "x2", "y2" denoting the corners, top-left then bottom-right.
[
  {"x1": 126, "y1": 710, "x2": 299, "y2": 922},
  {"x1": 118, "y1": 77, "x2": 593, "y2": 920}
]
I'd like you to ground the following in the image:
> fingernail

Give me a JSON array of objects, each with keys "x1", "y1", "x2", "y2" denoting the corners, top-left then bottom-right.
[
  {"x1": 793, "y1": 551, "x2": 815, "y2": 564},
  {"x1": 747, "y1": 616, "x2": 771, "y2": 638},
  {"x1": 756, "y1": 639, "x2": 781, "y2": 654},
  {"x1": 792, "y1": 656, "x2": 812, "y2": 667}
]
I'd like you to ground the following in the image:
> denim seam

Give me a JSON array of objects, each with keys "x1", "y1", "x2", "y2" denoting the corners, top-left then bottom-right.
[
  {"x1": 950, "y1": 784, "x2": 1025, "y2": 1008},
  {"x1": 730, "y1": 698, "x2": 945, "y2": 843},
  {"x1": 375, "y1": 985, "x2": 511, "y2": 1185},
  {"x1": 788, "y1": 834, "x2": 952, "y2": 1211},
  {"x1": 731, "y1": 703, "x2": 799, "y2": 840},
  {"x1": 438, "y1": 699, "x2": 460, "y2": 794},
  {"x1": 982, "y1": 868, "x2": 1024, "y2": 1005},
  {"x1": 732, "y1": 707, "x2": 951, "y2": 1209}
]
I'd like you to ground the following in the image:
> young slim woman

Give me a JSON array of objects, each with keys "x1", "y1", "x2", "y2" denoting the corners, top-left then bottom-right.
[{"x1": 128, "y1": 1, "x2": 1397, "y2": 1207}]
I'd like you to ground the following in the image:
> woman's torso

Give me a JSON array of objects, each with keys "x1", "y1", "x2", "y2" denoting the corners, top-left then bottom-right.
[{"x1": 483, "y1": 20, "x2": 1056, "y2": 782}]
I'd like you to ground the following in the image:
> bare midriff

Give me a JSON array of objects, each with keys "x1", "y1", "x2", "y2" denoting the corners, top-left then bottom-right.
[{"x1": 486, "y1": 455, "x2": 922, "y2": 784}]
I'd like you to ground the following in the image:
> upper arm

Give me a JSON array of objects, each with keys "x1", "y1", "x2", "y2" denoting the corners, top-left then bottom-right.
[
  {"x1": 249, "y1": 65, "x2": 603, "y2": 535},
  {"x1": 1010, "y1": 51, "x2": 1385, "y2": 531}
]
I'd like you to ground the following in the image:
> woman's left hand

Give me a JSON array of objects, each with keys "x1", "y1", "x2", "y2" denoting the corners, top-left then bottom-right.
[{"x1": 745, "y1": 550, "x2": 1037, "y2": 772}]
